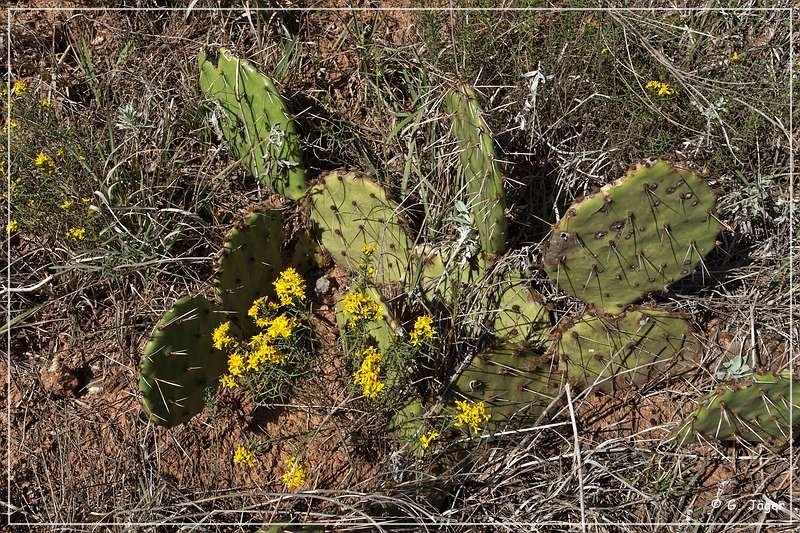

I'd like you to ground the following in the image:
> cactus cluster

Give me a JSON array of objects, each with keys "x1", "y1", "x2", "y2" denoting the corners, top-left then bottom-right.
[{"x1": 140, "y1": 51, "x2": 794, "y2": 453}]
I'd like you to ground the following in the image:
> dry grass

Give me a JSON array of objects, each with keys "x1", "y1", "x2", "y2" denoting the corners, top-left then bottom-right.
[{"x1": 3, "y1": 2, "x2": 797, "y2": 531}]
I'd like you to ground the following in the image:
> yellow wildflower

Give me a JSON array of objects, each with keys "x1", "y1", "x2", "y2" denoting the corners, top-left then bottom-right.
[
  {"x1": 212, "y1": 321, "x2": 237, "y2": 350},
  {"x1": 367, "y1": 265, "x2": 377, "y2": 277},
  {"x1": 248, "y1": 295, "x2": 278, "y2": 328},
  {"x1": 2, "y1": 120, "x2": 17, "y2": 133},
  {"x1": 731, "y1": 51, "x2": 740, "y2": 62},
  {"x1": 361, "y1": 243, "x2": 377, "y2": 256},
  {"x1": 273, "y1": 267, "x2": 306, "y2": 307},
  {"x1": 645, "y1": 80, "x2": 678, "y2": 96},
  {"x1": 66, "y1": 227, "x2": 86, "y2": 240},
  {"x1": 12, "y1": 81, "x2": 27, "y2": 95},
  {"x1": 81, "y1": 197, "x2": 92, "y2": 204},
  {"x1": 419, "y1": 431, "x2": 440, "y2": 449},
  {"x1": 340, "y1": 290, "x2": 383, "y2": 326},
  {"x1": 352, "y1": 346, "x2": 385, "y2": 398},
  {"x1": 34, "y1": 152, "x2": 54, "y2": 169},
  {"x1": 409, "y1": 315, "x2": 435, "y2": 346},
  {"x1": 59, "y1": 199, "x2": 74, "y2": 210},
  {"x1": 39, "y1": 98, "x2": 51, "y2": 108},
  {"x1": 219, "y1": 373, "x2": 237, "y2": 388},
  {"x1": 249, "y1": 333, "x2": 286, "y2": 366},
  {"x1": 266, "y1": 313, "x2": 297, "y2": 340},
  {"x1": 233, "y1": 444, "x2": 256, "y2": 468},
  {"x1": 281, "y1": 457, "x2": 306, "y2": 490},
  {"x1": 6, "y1": 220, "x2": 18, "y2": 233},
  {"x1": 227, "y1": 352, "x2": 245, "y2": 377},
  {"x1": 453, "y1": 400, "x2": 491, "y2": 434}
]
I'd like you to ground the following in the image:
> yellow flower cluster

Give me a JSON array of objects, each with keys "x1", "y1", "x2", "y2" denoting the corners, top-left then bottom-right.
[
  {"x1": 218, "y1": 268, "x2": 307, "y2": 389},
  {"x1": 248, "y1": 295, "x2": 278, "y2": 328},
  {"x1": 66, "y1": 227, "x2": 86, "y2": 240},
  {"x1": 248, "y1": 332, "x2": 286, "y2": 367},
  {"x1": 233, "y1": 444, "x2": 256, "y2": 468},
  {"x1": 409, "y1": 315, "x2": 435, "y2": 346},
  {"x1": 341, "y1": 291, "x2": 382, "y2": 325},
  {"x1": 419, "y1": 430, "x2": 440, "y2": 449},
  {"x1": 59, "y1": 199, "x2": 74, "y2": 210},
  {"x1": 361, "y1": 243, "x2": 377, "y2": 256},
  {"x1": 282, "y1": 457, "x2": 306, "y2": 490},
  {"x1": 212, "y1": 321, "x2": 237, "y2": 350},
  {"x1": 273, "y1": 267, "x2": 306, "y2": 306},
  {"x1": 265, "y1": 313, "x2": 298, "y2": 340},
  {"x1": 6, "y1": 220, "x2": 18, "y2": 234},
  {"x1": 645, "y1": 80, "x2": 678, "y2": 96},
  {"x1": 227, "y1": 352, "x2": 245, "y2": 377},
  {"x1": 219, "y1": 374, "x2": 237, "y2": 388},
  {"x1": 453, "y1": 400, "x2": 491, "y2": 434},
  {"x1": 353, "y1": 346, "x2": 385, "y2": 398},
  {"x1": 34, "y1": 151, "x2": 55, "y2": 171}
]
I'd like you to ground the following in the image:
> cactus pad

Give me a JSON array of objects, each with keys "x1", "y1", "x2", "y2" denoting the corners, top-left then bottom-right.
[
  {"x1": 493, "y1": 276, "x2": 550, "y2": 351},
  {"x1": 310, "y1": 170, "x2": 411, "y2": 284},
  {"x1": 557, "y1": 308, "x2": 700, "y2": 393},
  {"x1": 454, "y1": 345, "x2": 563, "y2": 428},
  {"x1": 415, "y1": 245, "x2": 485, "y2": 304},
  {"x1": 216, "y1": 209, "x2": 284, "y2": 331},
  {"x1": 543, "y1": 160, "x2": 720, "y2": 314},
  {"x1": 198, "y1": 48, "x2": 306, "y2": 199},
  {"x1": 674, "y1": 371, "x2": 799, "y2": 445},
  {"x1": 139, "y1": 296, "x2": 225, "y2": 427},
  {"x1": 445, "y1": 84, "x2": 507, "y2": 258}
]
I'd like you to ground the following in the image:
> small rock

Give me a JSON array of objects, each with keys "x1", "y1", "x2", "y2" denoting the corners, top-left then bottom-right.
[{"x1": 315, "y1": 276, "x2": 331, "y2": 295}]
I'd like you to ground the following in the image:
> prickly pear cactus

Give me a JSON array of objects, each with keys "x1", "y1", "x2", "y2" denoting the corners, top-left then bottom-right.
[
  {"x1": 493, "y1": 276, "x2": 550, "y2": 350},
  {"x1": 543, "y1": 160, "x2": 720, "y2": 314},
  {"x1": 198, "y1": 48, "x2": 306, "y2": 199},
  {"x1": 454, "y1": 345, "x2": 563, "y2": 428},
  {"x1": 309, "y1": 170, "x2": 411, "y2": 284},
  {"x1": 674, "y1": 371, "x2": 799, "y2": 445},
  {"x1": 139, "y1": 296, "x2": 225, "y2": 427},
  {"x1": 215, "y1": 209, "x2": 284, "y2": 332},
  {"x1": 445, "y1": 84, "x2": 507, "y2": 259},
  {"x1": 557, "y1": 308, "x2": 700, "y2": 393}
]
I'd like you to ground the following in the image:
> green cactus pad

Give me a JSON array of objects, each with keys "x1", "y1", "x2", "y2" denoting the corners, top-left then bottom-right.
[
  {"x1": 139, "y1": 296, "x2": 225, "y2": 427},
  {"x1": 543, "y1": 160, "x2": 720, "y2": 314},
  {"x1": 493, "y1": 275, "x2": 550, "y2": 351},
  {"x1": 388, "y1": 399, "x2": 426, "y2": 449},
  {"x1": 454, "y1": 345, "x2": 563, "y2": 428},
  {"x1": 198, "y1": 48, "x2": 306, "y2": 199},
  {"x1": 445, "y1": 84, "x2": 508, "y2": 259},
  {"x1": 415, "y1": 245, "x2": 485, "y2": 304},
  {"x1": 557, "y1": 308, "x2": 700, "y2": 393},
  {"x1": 215, "y1": 209, "x2": 284, "y2": 331},
  {"x1": 309, "y1": 170, "x2": 412, "y2": 284},
  {"x1": 674, "y1": 371, "x2": 799, "y2": 445}
]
